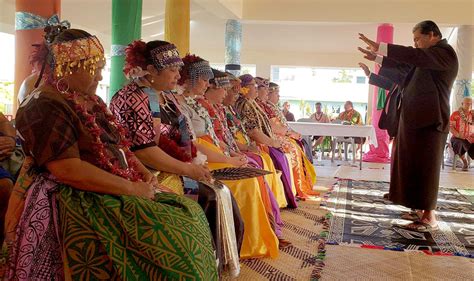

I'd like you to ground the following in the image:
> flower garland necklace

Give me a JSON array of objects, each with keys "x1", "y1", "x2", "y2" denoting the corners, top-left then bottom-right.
[
  {"x1": 248, "y1": 98, "x2": 274, "y2": 138},
  {"x1": 313, "y1": 112, "x2": 324, "y2": 122},
  {"x1": 214, "y1": 104, "x2": 240, "y2": 152},
  {"x1": 270, "y1": 101, "x2": 288, "y2": 125},
  {"x1": 459, "y1": 107, "x2": 473, "y2": 125},
  {"x1": 184, "y1": 95, "x2": 221, "y2": 146},
  {"x1": 62, "y1": 90, "x2": 143, "y2": 182}
]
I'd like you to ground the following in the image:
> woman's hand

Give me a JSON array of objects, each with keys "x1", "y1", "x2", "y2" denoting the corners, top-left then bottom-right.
[
  {"x1": 132, "y1": 181, "x2": 155, "y2": 199},
  {"x1": 271, "y1": 139, "x2": 283, "y2": 149},
  {"x1": 143, "y1": 173, "x2": 159, "y2": 187},
  {"x1": 184, "y1": 163, "x2": 213, "y2": 182},
  {"x1": 228, "y1": 155, "x2": 247, "y2": 167},
  {"x1": 0, "y1": 136, "x2": 15, "y2": 160},
  {"x1": 287, "y1": 130, "x2": 301, "y2": 140},
  {"x1": 247, "y1": 143, "x2": 260, "y2": 153}
]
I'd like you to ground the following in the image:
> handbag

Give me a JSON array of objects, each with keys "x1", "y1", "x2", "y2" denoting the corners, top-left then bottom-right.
[{"x1": 379, "y1": 85, "x2": 402, "y2": 138}]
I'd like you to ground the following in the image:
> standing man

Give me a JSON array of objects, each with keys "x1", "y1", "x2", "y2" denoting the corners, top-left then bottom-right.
[
  {"x1": 282, "y1": 101, "x2": 295, "y2": 122},
  {"x1": 359, "y1": 20, "x2": 459, "y2": 232}
]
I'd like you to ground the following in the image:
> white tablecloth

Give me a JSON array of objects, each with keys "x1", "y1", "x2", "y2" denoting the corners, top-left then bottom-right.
[{"x1": 288, "y1": 122, "x2": 378, "y2": 148}]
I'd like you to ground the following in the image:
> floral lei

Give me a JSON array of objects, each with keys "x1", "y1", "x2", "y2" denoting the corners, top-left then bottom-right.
[
  {"x1": 248, "y1": 99, "x2": 274, "y2": 138},
  {"x1": 184, "y1": 95, "x2": 221, "y2": 146},
  {"x1": 459, "y1": 107, "x2": 473, "y2": 125},
  {"x1": 213, "y1": 104, "x2": 240, "y2": 152},
  {"x1": 271, "y1": 102, "x2": 288, "y2": 125},
  {"x1": 63, "y1": 90, "x2": 143, "y2": 182},
  {"x1": 224, "y1": 106, "x2": 251, "y2": 145}
]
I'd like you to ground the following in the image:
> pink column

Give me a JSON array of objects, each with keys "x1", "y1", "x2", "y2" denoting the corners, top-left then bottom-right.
[{"x1": 363, "y1": 23, "x2": 393, "y2": 163}]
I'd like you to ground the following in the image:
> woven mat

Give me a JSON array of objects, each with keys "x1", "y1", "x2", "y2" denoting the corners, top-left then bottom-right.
[
  {"x1": 324, "y1": 179, "x2": 474, "y2": 257},
  {"x1": 322, "y1": 245, "x2": 474, "y2": 281},
  {"x1": 224, "y1": 200, "x2": 329, "y2": 280}
]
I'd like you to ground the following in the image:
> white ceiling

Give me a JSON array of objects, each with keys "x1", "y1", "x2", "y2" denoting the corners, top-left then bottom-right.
[{"x1": 0, "y1": 0, "x2": 471, "y2": 68}]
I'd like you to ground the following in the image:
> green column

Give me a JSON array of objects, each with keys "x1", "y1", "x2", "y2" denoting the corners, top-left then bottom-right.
[{"x1": 108, "y1": 0, "x2": 142, "y2": 102}]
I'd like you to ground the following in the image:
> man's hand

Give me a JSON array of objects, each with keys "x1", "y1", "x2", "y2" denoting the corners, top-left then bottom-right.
[
  {"x1": 358, "y1": 33, "x2": 380, "y2": 53},
  {"x1": 358, "y1": 63, "x2": 371, "y2": 77},
  {"x1": 358, "y1": 47, "x2": 377, "y2": 61}
]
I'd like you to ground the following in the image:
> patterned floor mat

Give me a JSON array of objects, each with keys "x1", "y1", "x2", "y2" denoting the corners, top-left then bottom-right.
[
  {"x1": 224, "y1": 200, "x2": 329, "y2": 280},
  {"x1": 325, "y1": 179, "x2": 474, "y2": 258}
]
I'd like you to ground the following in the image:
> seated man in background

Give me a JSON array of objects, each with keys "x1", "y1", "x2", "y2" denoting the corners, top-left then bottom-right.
[
  {"x1": 338, "y1": 101, "x2": 363, "y2": 125},
  {"x1": 449, "y1": 96, "x2": 473, "y2": 171},
  {"x1": 282, "y1": 101, "x2": 295, "y2": 122},
  {"x1": 310, "y1": 102, "x2": 330, "y2": 146},
  {"x1": 0, "y1": 112, "x2": 16, "y2": 245},
  {"x1": 337, "y1": 100, "x2": 365, "y2": 152}
]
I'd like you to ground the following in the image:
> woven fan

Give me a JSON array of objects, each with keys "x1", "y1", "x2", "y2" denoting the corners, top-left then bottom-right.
[{"x1": 211, "y1": 167, "x2": 272, "y2": 181}]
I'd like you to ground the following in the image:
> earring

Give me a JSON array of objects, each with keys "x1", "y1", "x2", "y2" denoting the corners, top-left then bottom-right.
[
  {"x1": 56, "y1": 78, "x2": 70, "y2": 94},
  {"x1": 150, "y1": 78, "x2": 155, "y2": 83}
]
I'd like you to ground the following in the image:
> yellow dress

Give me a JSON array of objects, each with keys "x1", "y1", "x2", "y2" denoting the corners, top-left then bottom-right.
[
  {"x1": 197, "y1": 137, "x2": 279, "y2": 259},
  {"x1": 236, "y1": 132, "x2": 288, "y2": 208}
]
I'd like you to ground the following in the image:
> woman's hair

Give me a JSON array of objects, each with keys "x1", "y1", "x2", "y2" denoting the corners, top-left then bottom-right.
[
  {"x1": 178, "y1": 54, "x2": 205, "y2": 86},
  {"x1": 239, "y1": 74, "x2": 254, "y2": 87},
  {"x1": 123, "y1": 40, "x2": 171, "y2": 76}
]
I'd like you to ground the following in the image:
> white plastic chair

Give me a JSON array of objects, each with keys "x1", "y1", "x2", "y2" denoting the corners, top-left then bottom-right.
[{"x1": 331, "y1": 120, "x2": 356, "y2": 162}]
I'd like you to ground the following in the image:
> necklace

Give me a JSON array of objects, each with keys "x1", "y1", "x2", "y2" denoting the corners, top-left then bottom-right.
[
  {"x1": 184, "y1": 95, "x2": 221, "y2": 146},
  {"x1": 62, "y1": 90, "x2": 142, "y2": 182},
  {"x1": 247, "y1": 98, "x2": 274, "y2": 138},
  {"x1": 459, "y1": 107, "x2": 473, "y2": 125},
  {"x1": 314, "y1": 112, "x2": 323, "y2": 121}
]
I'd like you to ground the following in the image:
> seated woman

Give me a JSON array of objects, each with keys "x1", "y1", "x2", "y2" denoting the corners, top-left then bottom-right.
[
  {"x1": 204, "y1": 69, "x2": 291, "y2": 248},
  {"x1": 176, "y1": 55, "x2": 280, "y2": 259},
  {"x1": 0, "y1": 113, "x2": 16, "y2": 246},
  {"x1": 258, "y1": 80, "x2": 318, "y2": 197},
  {"x1": 221, "y1": 74, "x2": 288, "y2": 209},
  {"x1": 234, "y1": 75, "x2": 299, "y2": 207},
  {"x1": 6, "y1": 27, "x2": 217, "y2": 280},
  {"x1": 110, "y1": 40, "x2": 242, "y2": 277}
]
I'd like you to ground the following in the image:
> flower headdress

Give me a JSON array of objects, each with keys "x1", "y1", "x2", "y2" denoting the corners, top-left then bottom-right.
[
  {"x1": 238, "y1": 74, "x2": 255, "y2": 96},
  {"x1": 50, "y1": 35, "x2": 104, "y2": 77}
]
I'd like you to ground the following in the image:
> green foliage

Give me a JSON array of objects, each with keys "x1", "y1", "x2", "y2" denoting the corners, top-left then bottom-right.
[
  {"x1": 299, "y1": 99, "x2": 310, "y2": 117},
  {"x1": 0, "y1": 81, "x2": 14, "y2": 114},
  {"x1": 332, "y1": 70, "x2": 353, "y2": 83},
  {"x1": 305, "y1": 104, "x2": 312, "y2": 117}
]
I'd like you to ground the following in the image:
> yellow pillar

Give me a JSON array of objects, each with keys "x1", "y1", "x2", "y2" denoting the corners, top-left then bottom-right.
[{"x1": 165, "y1": 0, "x2": 190, "y2": 56}]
